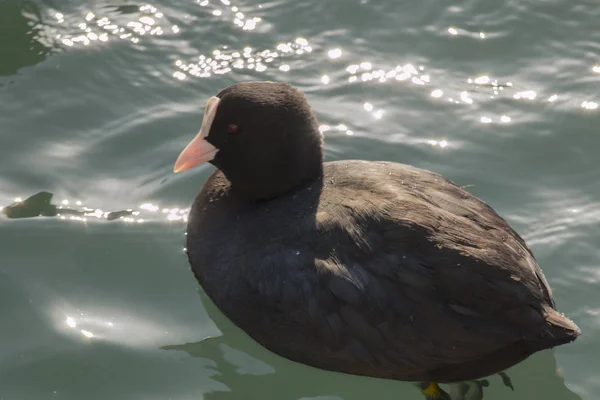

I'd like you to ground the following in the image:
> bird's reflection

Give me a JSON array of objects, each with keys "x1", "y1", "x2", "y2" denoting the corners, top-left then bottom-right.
[{"x1": 161, "y1": 290, "x2": 581, "y2": 400}]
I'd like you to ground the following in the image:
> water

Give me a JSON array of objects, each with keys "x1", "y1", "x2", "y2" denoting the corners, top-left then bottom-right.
[{"x1": 0, "y1": 0, "x2": 598, "y2": 399}]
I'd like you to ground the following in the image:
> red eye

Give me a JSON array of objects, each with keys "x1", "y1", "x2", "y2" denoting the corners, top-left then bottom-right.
[{"x1": 227, "y1": 124, "x2": 240, "y2": 134}]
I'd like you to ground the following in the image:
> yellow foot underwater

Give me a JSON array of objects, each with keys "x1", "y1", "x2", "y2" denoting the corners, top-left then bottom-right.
[
  {"x1": 417, "y1": 372, "x2": 514, "y2": 400},
  {"x1": 418, "y1": 382, "x2": 451, "y2": 400}
]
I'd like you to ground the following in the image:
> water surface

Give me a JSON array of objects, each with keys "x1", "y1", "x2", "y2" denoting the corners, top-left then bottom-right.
[{"x1": 1, "y1": 0, "x2": 598, "y2": 399}]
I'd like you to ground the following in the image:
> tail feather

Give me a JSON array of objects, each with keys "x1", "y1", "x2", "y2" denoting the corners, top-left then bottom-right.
[{"x1": 531, "y1": 305, "x2": 580, "y2": 350}]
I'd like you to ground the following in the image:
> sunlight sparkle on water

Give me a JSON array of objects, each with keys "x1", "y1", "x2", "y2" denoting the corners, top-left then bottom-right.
[
  {"x1": 362, "y1": 102, "x2": 384, "y2": 119},
  {"x1": 174, "y1": 39, "x2": 311, "y2": 79},
  {"x1": 3, "y1": 196, "x2": 194, "y2": 225},
  {"x1": 428, "y1": 140, "x2": 448, "y2": 148},
  {"x1": 140, "y1": 203, "x2": 159, "y2": 212},
  {"x1": 460, "y1": 91, "x2": 473, "y2": 104},
  {"x1": 513, "y1": 91, "x2": 537, "y2": 100},
  {"x1": 140, "y1": 16, "x2": 155, "y2": 25},
  {"x1": 582, "y1": 101, "x2": 598, "y2": 110},
  {"x1": 448, "y1": 27, "x2": 458, "y2": 35},
  {"x1": 403, "y1": 64, "x2": 418, "y2": 75},
  {"x1": 328, "y1": 48, "x2": 342, "y2": 59},
  {"x1": 54, "y1": 5, "x2": 167, "y2": 47},
  {"x1": 319, "y1": 124, "x2": 353, "y2": 136},
  {"x1": 81, "y1": 330, "x2": 94, "y2": 338}
]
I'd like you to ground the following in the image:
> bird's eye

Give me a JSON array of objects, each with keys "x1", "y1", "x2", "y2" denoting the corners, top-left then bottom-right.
[{"x1": 227, "y1": 124, "x2": 240, "y2": 135}]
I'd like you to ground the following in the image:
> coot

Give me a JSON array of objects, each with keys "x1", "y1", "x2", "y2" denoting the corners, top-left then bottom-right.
[{"x1": 173, "y1": 81, "x2": 580, "y2": 399}]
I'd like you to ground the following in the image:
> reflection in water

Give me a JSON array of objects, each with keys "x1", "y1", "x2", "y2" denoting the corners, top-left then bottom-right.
[
  {"x1": 197, "y1": 0, "x2": 263, "y2": 31},
  {"x1": 319, "y1": 123, "x2": 354, "y2": 136},
  {"x1": 339, "y1": 59, "x2": 600, "y2": 122},
  {"x1": 64, "y1": 315, "x2": 98, "y2": 339},
  {"x1": 2, "y1": 0, "x2": 597, "y2": 127},
  {"x1": 342, "y1": 61, "x2": 536, "y2": 123},
  {"x1": 54, "y1": 4, "x2": 167, "y2": 46},
  {"x1": 445, "y1": 26, "x2": 487, "y2": 41},
  {"x1": 47, "y1": 302, "x2": 179, "y2": 349},
  {"x1": 328, "y1": 48, "x2": 342, "y2": 59},
  {"x1": 172, "y1": 38, "x2": 313, "y2": 80},
  {"x1": 0, "y1": 1, "x2": 56, "y2": 77},
  {"x1": 581, "y1": 101, "x2": 598, "y2": 110},
  {"x1": 159, "y1": 292, "x2": 584, "y2": 400},
  {"x1": 1, "y1": 191, "x2": 188, "y2": 224},
  {"x1": 47, "y1": 0, "x2": 263, "y2": 51},
  {"x1": 22, "y1": 2, "x2": 596, "y2": 126},
  {"x1": 155, "y1": 1, "x2": 594, "y2": 123}
]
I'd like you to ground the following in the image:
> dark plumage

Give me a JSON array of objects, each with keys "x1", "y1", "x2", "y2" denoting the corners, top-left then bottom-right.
[{"x1": 174, "y1": 81, "x2": 580, "y2": 387}]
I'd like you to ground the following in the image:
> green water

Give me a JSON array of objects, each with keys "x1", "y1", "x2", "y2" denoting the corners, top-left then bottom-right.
[{"x1": 1, "y1": 0, "x2": 598, "y2": 399}]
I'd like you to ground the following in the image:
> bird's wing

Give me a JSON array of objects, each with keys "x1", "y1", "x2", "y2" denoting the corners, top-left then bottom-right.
[{"x1": 242, "y1": 161, "x2": 554, "y2": 379}]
